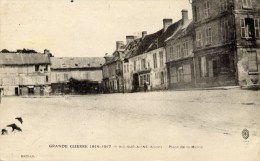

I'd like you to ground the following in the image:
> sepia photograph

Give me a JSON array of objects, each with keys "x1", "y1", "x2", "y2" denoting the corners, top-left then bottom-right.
[{"x1": 0, "y1": 0, "x2": 260, "y2": 161}]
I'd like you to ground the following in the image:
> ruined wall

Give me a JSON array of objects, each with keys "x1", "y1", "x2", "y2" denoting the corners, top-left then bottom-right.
[{"x1": 237, "y1": 48, "x2": 260, "y2": 85}]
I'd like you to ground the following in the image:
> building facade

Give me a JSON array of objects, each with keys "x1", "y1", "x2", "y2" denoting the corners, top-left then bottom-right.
[
  {"x1": 0, "y1": 51, "x2": 51, "y2": 96},
  {"x1": 192, "y1": 0, "x2": 260, "y2": 87},
  {"x1": 234, "y1": 0, "x2": 260, "y2": 85},
  {"x1": 51, "y1": 57, "x2": 104, "y2": 94},
  {"x1": 102, "y1": 41, "x2": 126, "y2": 93},
  {"x1": 166, "y1": 11, "x2": 195, "y2": 89},
  {"x1": 124, "y1": 12, "x2": 189, "y2": 92}
]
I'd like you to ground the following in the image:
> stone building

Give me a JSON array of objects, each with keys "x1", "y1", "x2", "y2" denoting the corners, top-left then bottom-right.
[
  {"x1": 166, "y1": 10, "x2": 195, "y2": 89},
  {"x1": 192, "y1": 0, "x2": 260, "y2": 87},
  {"x1": 102, "y1": 41, "x2": 126, "y2": 93},
  {"x1": 125, "y1": 16, "x2": 185, "y2": 92},
  {"x1": 0, "y1": 50, "x2": 51, "y2": 96},
  {"x1": 50, "y1": 57, "x2": 104, "y2": 94},
  {"x1": 123, "y1": 37, "x2": 142, "y2": 92},
  {"x1": 233, "y1": 0, "x2": 260, "y2": 85}
]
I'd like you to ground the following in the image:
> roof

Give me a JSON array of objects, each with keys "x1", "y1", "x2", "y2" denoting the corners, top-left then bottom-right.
[
  {"x1": 103, "y1": 51, "x2": 124, "y2": 66},
  {"x1": 126, "y1": 19, "x2": 183, "y2": 59},
  {"x1": 0, "y1": 53, "x2": 51, "y2": 65},
  {"x1": 51, "y1": 57, "x2": 105, "y2": 69},
  {"x1": 166, "y1": 19, "x2": 193, "y2": 42},
  {"x1": 124, "y1": 38, "x2": 142, "y2": 60}
]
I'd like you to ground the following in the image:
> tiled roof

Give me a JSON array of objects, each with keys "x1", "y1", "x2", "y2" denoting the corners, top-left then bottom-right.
[
  {"x1": 127, "y1": 19, "x2": 182, "y2": 59},
  {"x1": 0, "y1": 53, "x2": 51, "y2": 65},
  {"x1": 51, "y1": 57, "x2": 105, "y2": 69},
  {"x1": 124, "y1": 38, "x2": 142, "y2": 60},
  {"x1": 166, "y1": 20, "x2": 193, "y2": 42}
]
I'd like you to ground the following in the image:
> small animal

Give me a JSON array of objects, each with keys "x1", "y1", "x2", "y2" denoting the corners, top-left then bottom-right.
[
  {"x1": 15, "y1": 117, "x2": 23, "y2": 124},
  {"x1": 7, "y1": 124, "x2": 22, "y2": 132},
  {"x1": 1, "y1": 129, "x2": 8, "y2": 135}
]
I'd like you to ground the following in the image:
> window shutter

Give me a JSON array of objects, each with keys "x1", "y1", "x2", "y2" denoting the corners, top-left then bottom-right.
[{"x1": 240, "y1": 19, "x2": 246, "y2": 38}]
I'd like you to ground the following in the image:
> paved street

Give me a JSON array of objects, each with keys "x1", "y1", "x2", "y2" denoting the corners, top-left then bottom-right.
[{"x1": 0, "y1": 89, "x2": 260, "y2": 161}]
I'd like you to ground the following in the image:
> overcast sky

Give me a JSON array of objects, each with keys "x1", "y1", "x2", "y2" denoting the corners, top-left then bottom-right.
[{"x1": 0, "y1": 0, "x2": 192, "y2": 57}]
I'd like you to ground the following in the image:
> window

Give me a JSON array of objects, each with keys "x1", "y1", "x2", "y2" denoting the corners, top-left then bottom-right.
[
  {"x1": 28, "y1": 87, "x2": 34, "y2": 95},
  {"x1": 206, "y1": 27, "x2": 212, "y2": 45},
  {"x1": 153, "y1": 53, "x2": 157, "y2": 68},
  {"x1": 160, "y1": 72, "x2": 165, "y2": 84},
  {"x1": 140, "y1": 74, "x2": 150, "y2": 86},
  {"x1": 255, "y1": 19, "x2": 260, "y2": 38},
  {"x1": 204, "y1": 1, "x2": 210, "y2": 19},
  {"x1": 180, "y1": 44, "x2": 184, "y2": 58},
  {"x1": 240, "y1": 18, "x2": 255, "y2": 39},
  {"x1": 44, "y1": 65, "x2": 48, "y2": 71},
  {"x1": 196, "y1": 30, "x2": 202, "y2": 47},
  {"x1": 248, "y1": 51, "x2": 258, "y2": 73},
  {"x1": 124, "y1": 64, "x2": 126, "y2": 73},
  {"x1": 64, "y1": 73, "x2": 69, "y2": 81},
  {"x1": 221, "y1": 20, "x2": 229, "y2": 41},
  {"x1": 35, "y1": 65, "x2": 39, "y2": 71},
  {"x1": 242, "y1": 0, "x2": 252, "y2": 8},
  {"x1": 159, "y1": 51, "x2": 164, "y2": 67},
  {"x1": 200, "y1": 56, "x2": 207, "y2": 77},
  {"x1": 195, "y1": 6, "x2": 201, "y2": 22},
  {"x1": 177, "y1": 44, "x2": 181, "y2": 58},
  {"x1": 177, "y1": 67, "x2": 184, "y2": 82},
  {"x1": 220, "y1": 54, "x2": 231, "y2": 74},
  {"x1": 170, "y1": 46, "x2": 173, "y2": 59},
  {"x1": 117, "y1": 63, "x2": 120, "y2": 70},
  {"x1": 193, "y1": 6, "x2": 197, "y2": 22},
  {"x1": 134, "y1": 60, "x2": 137, "y2": 71},
  {"x1": 141, "y1": 59, "x2": 146, "y2": 69},
  {"x1": 220, "y1": 0, "x2": 228, "y2": 11},
  {"x1": 183, "y1": 40, "x2": 189, "y2": 56},
  {"x1": 127, "y1": 64, "x2": 129, "y2": 72},
  {"x1": 46, "y1": 76, "x2": 49, "y2": 82}
]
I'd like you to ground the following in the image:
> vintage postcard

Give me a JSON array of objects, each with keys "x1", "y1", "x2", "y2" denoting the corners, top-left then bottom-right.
[{"x1": 0, "y1": 0, "x2": 260, "y2": 161}]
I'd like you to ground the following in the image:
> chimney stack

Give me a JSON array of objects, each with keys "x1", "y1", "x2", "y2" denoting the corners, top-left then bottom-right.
[
  {"x1": 163, "y1": 19, "x2": 173, "y2": 32},
  {"x1": 116, "y1": 41, "x2": 124, "y2": 50},
  {"x1": 142, "y1": 31, "x2": 147, "y2": 39},
  {"x1": 104, "y1": 53, "x2": 111, "y2": 62},
  {"x1": 126, "y1": 35, "x2": 135, "y2": 44},
  {"x1": 44, "y1": 49, "x2": 53, "y2": 57},
  {"x1": 182, "y1": 9, "x2": 188, "y2": 25}
]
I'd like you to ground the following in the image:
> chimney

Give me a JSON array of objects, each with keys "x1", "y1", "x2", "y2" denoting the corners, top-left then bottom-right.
[
  {"x1": 44, "y1": 49, "x2": 50, "y2": 55},
  {"x1": 182, "y1": 9, "x2": 188, "y2": 25},
  {"x1": 116, "y1": 41, "x2": 124, "y2": 50},
  {"x1": 163, "y1": 19, "x2": 173, "y2": 32},
  {"x1": 104, "y1": 53, "x2": 111, "y2": 62},
  {"x1": 44, "y1": 49, "x2": 53, "y2": 57},
  {"x1": 142, "y1": 31, "x2": 147, "y2": 39},
  {"x1": 126, "y1": 36, "x2": 135, "y2": 44}
]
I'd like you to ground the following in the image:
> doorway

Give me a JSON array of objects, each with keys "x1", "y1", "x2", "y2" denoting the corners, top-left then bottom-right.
[{"x1": 15, "y1": 87, "x2": 19, "y2": 96}]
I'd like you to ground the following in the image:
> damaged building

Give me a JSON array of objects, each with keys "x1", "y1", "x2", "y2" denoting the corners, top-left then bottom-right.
[
  {"x1": 0, "y1": 50, "x2": 51, "y2": 96},
  {"x1": 50, "y1": 57, "x2": 105, "y2": 94}
]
